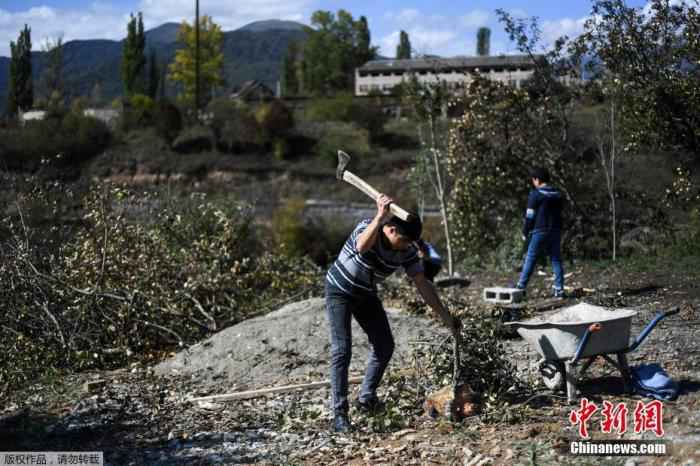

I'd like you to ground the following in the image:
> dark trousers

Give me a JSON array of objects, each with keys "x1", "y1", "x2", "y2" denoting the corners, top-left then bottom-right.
[{"x1": 324, "y1": 282, "x2": 395, "y2": 416}]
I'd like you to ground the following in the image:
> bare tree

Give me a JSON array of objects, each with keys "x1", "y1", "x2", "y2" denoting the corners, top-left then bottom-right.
[
  {"x1": 402, "y1": 68, "x2": 455, "y2": 276},
  {"x1": 595, "y1": 95, "x2": 619, "y2": 261}
]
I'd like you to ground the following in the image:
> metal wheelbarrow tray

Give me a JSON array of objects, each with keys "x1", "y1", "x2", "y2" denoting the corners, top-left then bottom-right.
[{"x1": 505, "y1": 303, "x2": 679, "y2": 402}]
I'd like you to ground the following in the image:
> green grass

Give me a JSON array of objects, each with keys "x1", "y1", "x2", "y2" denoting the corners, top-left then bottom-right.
[{"x1": 587, "y1": 248, "x2": 700, "y2": 276}]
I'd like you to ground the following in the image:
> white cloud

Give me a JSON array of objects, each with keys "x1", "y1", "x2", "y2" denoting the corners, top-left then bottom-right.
[
  {"x1": 395, "y1": 8, "x2": 420, "y2": 24},
  {"x1": 137, "y1": 0, "x2": 314, "y2": 31},
  {"x1": 0, "y1": 3, "x2": 128, "y2": 57},
  {"x1": 379, "y1": 30, "x2": 401, "y2": 57},
  {"x1": 380, "y1": 27, "x2": 476, "y2": 58},
  {"x1": 0, "y1": 0, "x2": 316, "y2": 57},
  {"x1": 460, "y1": 10, "x2": 489, "y2": 28},
  {"x1": 507, "y1": 8, "x2": 529, "y2": 19},
  {"x1": 410, "y1": 27, "x2": 459, "y2": 54},
  {"x1": 378, "y1": 7, "x2": 495, "y2": 57},
  {"x1": 541, "y1": 16, "x2": 587, "y2": 44}
]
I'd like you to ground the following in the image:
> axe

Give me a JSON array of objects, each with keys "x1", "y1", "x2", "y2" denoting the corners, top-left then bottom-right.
[{"x1": 336, "y1": 150, "x2": 414, "y2": 222}]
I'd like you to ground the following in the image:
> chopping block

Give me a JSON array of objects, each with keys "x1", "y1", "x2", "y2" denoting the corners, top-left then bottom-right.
[{"x1": 424, "y1": 384, "x2": 480, "y2": 421}]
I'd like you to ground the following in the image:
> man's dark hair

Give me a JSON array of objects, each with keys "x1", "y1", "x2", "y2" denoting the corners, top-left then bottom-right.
[
  {"x1": 529, "y1": 167, "x2": 550, "y2": 183},
  {"x1": 386, "y1": 215, "x2": 422, "y2": 241}
]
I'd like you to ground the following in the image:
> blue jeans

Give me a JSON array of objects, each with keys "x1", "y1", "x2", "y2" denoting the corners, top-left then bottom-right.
[
  {"x1": 325, "y1": 282, "x2": 394, "y2": 416},
  {"x1": 518, "y1": 230, "x2": 564, "y2": 292}
]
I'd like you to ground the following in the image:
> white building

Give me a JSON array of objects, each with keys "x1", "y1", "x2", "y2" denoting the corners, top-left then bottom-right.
[
  {"x1": 84, "y1": 108, "x2": 120, "y2": 126},
  {"x1": 355, "y1": 54, "x2": 544, "y2": 96},
  {"x1": 19, "y1": 110, "x2": 47, "y2": 125}
]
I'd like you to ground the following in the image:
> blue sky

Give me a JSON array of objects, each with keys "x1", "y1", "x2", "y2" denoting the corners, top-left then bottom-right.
[{"x1": 0, "y1": 0, "x2": 649, "y2": 58}]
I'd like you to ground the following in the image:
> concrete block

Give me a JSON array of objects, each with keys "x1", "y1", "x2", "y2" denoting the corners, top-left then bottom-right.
[
  {"x1": 83, "y1": 379, "x2": 108, "y2": 393},
  {"x1": 483, "y1": 287, "x2": 524, "y2": 304}
]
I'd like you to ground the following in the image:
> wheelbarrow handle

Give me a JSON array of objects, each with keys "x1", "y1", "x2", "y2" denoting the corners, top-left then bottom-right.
[
  {"x1": 625, "y1": 307, "x2": 680, "y2": 353},
  {"x1": 570, "y1": 323, "x2": 602, "y2": 365}
]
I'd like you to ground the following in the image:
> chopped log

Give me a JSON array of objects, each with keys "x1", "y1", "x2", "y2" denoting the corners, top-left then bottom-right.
[{"x1": 424, "y1": 384, "x2": 480, "y2": 421}]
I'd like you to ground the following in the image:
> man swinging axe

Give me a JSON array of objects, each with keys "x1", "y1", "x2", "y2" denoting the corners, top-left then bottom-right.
[{"x1": 325, "y1": 194, "x2": 460, "y2": 433}]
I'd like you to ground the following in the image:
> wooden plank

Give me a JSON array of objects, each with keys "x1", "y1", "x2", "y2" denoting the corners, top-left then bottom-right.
[{"x1": 189, "y1": 375, "x2": 365, "y2": 403}]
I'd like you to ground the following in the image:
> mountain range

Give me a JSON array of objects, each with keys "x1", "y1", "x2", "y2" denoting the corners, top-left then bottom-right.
[{"x1": 0, "y1": 19, "x2": 308, "y2": 112}]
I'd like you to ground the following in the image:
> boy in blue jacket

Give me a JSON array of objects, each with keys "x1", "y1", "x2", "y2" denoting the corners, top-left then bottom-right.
[{"x1": 516, "y1": 167, "x2": 565, "y2": 297}]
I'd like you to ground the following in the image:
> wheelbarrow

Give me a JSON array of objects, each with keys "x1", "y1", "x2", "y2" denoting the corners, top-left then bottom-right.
[{"x1": 505, "y1": 303, "x2": 679, "y2": 402}]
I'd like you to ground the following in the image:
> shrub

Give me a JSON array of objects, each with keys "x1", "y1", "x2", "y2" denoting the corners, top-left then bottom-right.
[
  {"x1": 121, "y1": 94, "x2": 156, "y2": 131},
  {"x1": 171, "y1": 125, "x2": 215, "y2": 153},
  {"x1": 207, "y1": 97, "x2": 246, "y2": 129},
  {"x1": 0, "y1": 114, "x2": 111, "y2": 171},
  {"x1": 0, "y1": 186, "x2": 322, "y2": 395},
  {"x1": 670, "y1": 207, "x2": 700, "y2": 256},
  {"x1": 153, "y1": 100, "x2": 183, "y2": 143},
  {"x1": 70, "y1": 96, "x2": 90, "y2": 115},
  {"x1": 255, "y1": 100, "x2": 294, "y2": 142},
  {"x1": 272, "y1": 198, "x2": 308, "y2": 257},
  {"x1": 271, "y1": 197, "x2": 351, "y2": 266},
  {"x1": 314, "y1": 122, "x2": 371, "y2": 164},
  {"x1": 273, "y1": 138, "x2": 290, "y2": 161},
  {"x1": 207, "y1": 98, "x2": 261, "y2": 153},
  {"x1": 306, "y1": 93, "x2": 387, "y2": 141}
]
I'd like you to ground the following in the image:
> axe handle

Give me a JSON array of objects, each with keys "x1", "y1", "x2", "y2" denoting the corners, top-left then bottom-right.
[{"x1": 342, "y1": 171, "x2": 412, "y2": 221}]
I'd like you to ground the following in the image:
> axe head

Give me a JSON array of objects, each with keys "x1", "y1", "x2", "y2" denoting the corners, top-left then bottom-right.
[{"x1": 336, "y1": 150, "x2": 351, "y2": 180}]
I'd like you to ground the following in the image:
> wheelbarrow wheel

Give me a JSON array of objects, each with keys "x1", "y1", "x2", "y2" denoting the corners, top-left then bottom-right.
[{"x1": 539, "y1": 360, "x2": 565, "y2": 391}]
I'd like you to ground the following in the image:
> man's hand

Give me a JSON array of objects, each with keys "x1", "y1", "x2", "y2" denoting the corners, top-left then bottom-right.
[
  {"x1": 375, "y1": 193, "x2": 394, "y2": 223},
  {"x1": 356, "y1": 193, "x2": 394, "y2": 253}
]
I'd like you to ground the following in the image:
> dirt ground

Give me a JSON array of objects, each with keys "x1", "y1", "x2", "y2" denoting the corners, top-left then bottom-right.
[{"x1": 1, "y1": 258, "x2": 699, "y2": 466}]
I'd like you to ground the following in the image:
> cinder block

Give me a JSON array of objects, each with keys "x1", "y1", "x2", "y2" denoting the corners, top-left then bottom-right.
[
  {"x1": 483, "y1": 287, "x2": 524, "y2": 304},
  {"x1": 83, "y1": 379, "x2": 108, "y2": 393}
]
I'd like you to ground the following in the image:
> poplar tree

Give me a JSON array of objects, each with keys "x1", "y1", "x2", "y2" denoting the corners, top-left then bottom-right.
[
  {"x1": 7, "y1": 25, "x2": 34, "y2": 114},
  {"x1": 396, "y1": 30, "x2": 412, "y2": 59},
  {"x1": 121, "y1": 12, "x2": 146, "y2": 96},
  {"x1": 477, "y1": 27, "x2": 491, "y2": 56}
]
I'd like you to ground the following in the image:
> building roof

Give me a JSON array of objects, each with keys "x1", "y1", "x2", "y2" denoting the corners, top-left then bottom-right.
[
  {"x1": 231, "y1": 80, "x2": 275, "y2": 100},
  {"x1": 358, "y1": 54, "x2": 542, "y2": 74}
]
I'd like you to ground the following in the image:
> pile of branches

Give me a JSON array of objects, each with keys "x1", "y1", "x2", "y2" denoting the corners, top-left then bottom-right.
[
  {"x1": 410, "y1": 306, "x2": 530, "y2": 421},
  {"x1": 0, "y1": 184, "x2": 322, "y2": 395}
]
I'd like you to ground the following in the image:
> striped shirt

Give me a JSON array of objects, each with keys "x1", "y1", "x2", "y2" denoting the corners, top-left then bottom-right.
[{"x1": 326, "y1": 219, "x2": 423, "y2": 296}]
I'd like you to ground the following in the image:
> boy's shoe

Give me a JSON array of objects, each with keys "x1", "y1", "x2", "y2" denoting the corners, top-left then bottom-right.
[
  {"x1": 553, "y1": 289, "x2": 567, "y2": 299},
  {"x1": 513, "y1": 283, "x2": 527, "y2": 299},
  {"x1": 354, "y1": 397, "x2": 385, "y2": 414},
  {"x1": 332, "y1": 414, "x2": 351, "y2": 433}
]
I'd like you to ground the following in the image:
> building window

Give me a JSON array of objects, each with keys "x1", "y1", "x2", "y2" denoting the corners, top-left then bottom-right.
[{"x1": 359, "y1": 85, "x2": 369, "y2": 92}]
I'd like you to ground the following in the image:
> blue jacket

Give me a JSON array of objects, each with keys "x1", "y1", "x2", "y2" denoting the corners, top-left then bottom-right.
[{"x1": 523, "y1": 185, "x2": 563, "y2": 237}]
